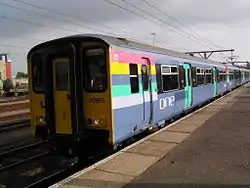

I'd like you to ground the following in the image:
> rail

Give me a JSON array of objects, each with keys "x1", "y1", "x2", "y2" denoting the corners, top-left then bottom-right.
[
  {"x1": 0, "y1": 119, "x2": 30, "y2": 133},
  {"x1": 0, "y1": 139, "x2": 75, "y2": 188},
  {"x1": 0, "y1": 140, "x2": 51, "y2": 172}
]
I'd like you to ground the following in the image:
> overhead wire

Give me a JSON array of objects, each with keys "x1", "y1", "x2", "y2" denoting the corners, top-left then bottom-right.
[
  {"x1": 0, "y1": 1, "x2": 170, "y2": 49},
  {"x1": 141, "y1": 0, "x2": 225, "y2": 49},
  {"x1": 118, "y1": 0, "x2": 215, "y2": 50},
  {"x1": 8, "y1": 0, "x2": 135, "y2": 36},
  {"x1": 0, "y1": 0, "x2": 227, "y2": 56},
  {"x1": 0, "y1": 2, "x2": 118, "y2": 36},
  {"x1": 0, "y1": 43, "x2": 30, "y2": 49}
]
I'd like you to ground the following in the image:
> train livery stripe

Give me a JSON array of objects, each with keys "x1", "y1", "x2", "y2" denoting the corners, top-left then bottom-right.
[
  {"x1": 112, "y1": 82, "x2": 157, "y2": 97},
  {"x1": 110, "y1": 62, "x2": 156, "y2": 75},
  {"x1": 111, "y1": 74, "x2": 157, "y2": 85},
  {"x1": 112, "y1": 92, "x2": 158, "y2": 110},
  {"x1": 110, "y1": 49, "x2": 156, "y2": 65}
]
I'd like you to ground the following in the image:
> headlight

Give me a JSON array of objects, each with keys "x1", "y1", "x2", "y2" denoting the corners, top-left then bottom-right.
[
  {"x1": 94, "y1": 120, "x2": 100, "y2": 125},
  {"x1": 88, "y1": 118, "x2": 105, "y2": 126},
  {"x1": 39, "y1": 117, "x2": 43, "y2": 123}
]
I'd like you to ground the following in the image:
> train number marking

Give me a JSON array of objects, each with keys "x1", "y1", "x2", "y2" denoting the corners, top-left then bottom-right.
[
  {"x1": 159, "y1": 96, "x2": 175, "y2": 110},
  {"x1": 89, "y1": 97, "x2": 105, "y2": 103}
]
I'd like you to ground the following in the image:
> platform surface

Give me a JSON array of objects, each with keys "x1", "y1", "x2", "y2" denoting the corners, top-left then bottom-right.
[{"x1": 50, "y1": 83, "x2": 250, "y2": 188}]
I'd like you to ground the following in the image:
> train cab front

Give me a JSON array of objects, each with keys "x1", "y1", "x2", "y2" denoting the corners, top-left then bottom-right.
[{"x1": 27, "y1": 36, "x2": 113, "y2": 158}]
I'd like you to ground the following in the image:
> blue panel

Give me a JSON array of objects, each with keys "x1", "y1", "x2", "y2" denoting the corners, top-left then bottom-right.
[
  {"x1": 112, "y1": 74, "x2": 157, "y2": 85},
  {"x1": 151, "y1": 90, "x2": 185, "y2": 128},
  {"x1": 192, "y1": 84, "x2": 213, "y2": 106},
  {"x1": 229, "y1": 79, "x2": 236, "y2": 90},
  {"x1": 113, "y1": 104, "x2": 145, "y2": 143}
]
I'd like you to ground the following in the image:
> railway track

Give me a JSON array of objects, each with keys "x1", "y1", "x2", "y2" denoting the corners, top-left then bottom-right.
[
  {"x1": 0, "y1": 119, "x2": 30, "y2": 133},
  {"x1": 0, "y1": 96, "x2": 28, "y2": 103},
  {"x1": 0, "y1": 139, "x2": 77, "y2": 188},
  {"x1": 0, "y1": 140, "x2": 51, "y2": 172}
]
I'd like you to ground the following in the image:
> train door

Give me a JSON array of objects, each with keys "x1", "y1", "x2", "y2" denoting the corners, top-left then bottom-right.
[
  {"x1": 183, "y1": 63, "x2": 193, "y2": 109},
  {"x1": 52, "y1": 58, "x2": 72, "y2": 134},
  {"x1": 212, "y1": 67, "x2": 218, "y2": 97},
  {"x1": 141, "y1": 57, "x2": 153, "y2": 125}
]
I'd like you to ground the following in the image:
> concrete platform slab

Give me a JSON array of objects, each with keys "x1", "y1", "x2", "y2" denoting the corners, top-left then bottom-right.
[
  {"x1": 63, "y1": 169, "x2": 134, "y2": 188},
  {"x1": 194, "y1": 107, "x2": 221, "y2": 115},
  {"x1": 127, "y1": 140, "x2": 177, "y2": 158},
  {"x1": 210, "y1": 101, "x2": 228, "y2": 106},
  {"x1": 96, "y1": 152, "x2": 158, "y2": 177},
  {"x1": 77, "y1": 169, "x2": 134, "y2": 182},
  {"x1": 149, "y1": 130, "x2": 190, "y2": 144},
  {"x1": 167, "y1": 123, "x2": 200, "y2": 133},
  {"x1": 178, "y1": 116, "x2": 209, "y2": 126},
  {"x1": 60, "y1": 185, "x2": 85, "y2": 188}
]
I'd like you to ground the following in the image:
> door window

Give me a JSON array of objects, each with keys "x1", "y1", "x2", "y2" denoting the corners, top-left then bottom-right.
[
  {"x1": 55, "y1": 62, "x2": 69, "y2": 91},
  {"x1": 141, "y1": 65, "x2": 149, "y2": 91}
]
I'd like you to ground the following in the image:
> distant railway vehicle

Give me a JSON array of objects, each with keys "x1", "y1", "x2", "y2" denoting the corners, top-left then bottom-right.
[
  {"x1": 27, "y1": 34, "x2": 250, "y2": 158},
  {"x1": 3, "y1": 78, "x2": 28, "y2": 96}
]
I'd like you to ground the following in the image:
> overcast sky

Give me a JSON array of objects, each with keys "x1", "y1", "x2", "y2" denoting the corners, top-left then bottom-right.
[{"x1": 0, "y1": 0, "x2": 250, "y2": 75}]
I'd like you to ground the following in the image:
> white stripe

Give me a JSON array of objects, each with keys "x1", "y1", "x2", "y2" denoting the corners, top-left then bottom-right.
[{"x1": 112, "y1": 92, "x2": 158, "y2": 109}]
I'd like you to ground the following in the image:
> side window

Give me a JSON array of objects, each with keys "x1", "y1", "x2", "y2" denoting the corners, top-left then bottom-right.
[
  {"x1": 211, "y1": 69, "x2": 214, "y2": 84},
  {"x1": 129, "y1": 64, "x2": 139, "y2": 93},
  {"x1": 216, "y1": 70, "x2": 219, "y2": 82},
  {"x1": 196, "y1": 68, "x2": 205, "y2": 85},
  {"x1": 191, "y1": 67, "x2": 197, "y2": 87},
  {"x1": 178, "y1": 65, "x2": 185, "y2": 89},
  {"x1": 229, "y1": 72, "x2": 234, "y2": 80},
  {"x1": 83, "y1": 48, "x2": 107, "y2": 92},
  {"x1": 234, "y1": 70, "x2": 237, "y2": 80},
  {"x1": 31, "y1": 54, "x2": 44, "y2": 93},
  {"x1": 156, "y1": 64, "x2": 163, "y2": 94},
  {"x1": 224, "y1": 71, "x2": 227, "y2": 81},
  {"x1": 219, "y1": 70, "x2": 224, "y2": 82},
  {"x1": 205, "y1": 68, "x2": 212, "y2": 84},
  {"x1": 141, "y1": 65, "x2": 149, "y2": 91},
  {"x1": 187, "y1": 68, "x2": 191, "y2": 86},
  {"x1": 161, "y1": 65, "x2": 179, "y2": 92}
]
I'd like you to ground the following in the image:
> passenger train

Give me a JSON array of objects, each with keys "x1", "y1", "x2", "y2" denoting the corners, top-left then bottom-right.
[{"x1": 27, "y1": 34, "x2": 250, "y2": 157}]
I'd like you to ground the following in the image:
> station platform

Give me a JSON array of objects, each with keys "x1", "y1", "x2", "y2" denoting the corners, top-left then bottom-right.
[{"x1": 50, "y1": 83, "x2": 250, "y2": 188}]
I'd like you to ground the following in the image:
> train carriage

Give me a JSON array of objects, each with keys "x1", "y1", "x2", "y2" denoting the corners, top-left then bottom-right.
[{"x1": 27, "y1": 34, "x2": 250, "y2": 157}]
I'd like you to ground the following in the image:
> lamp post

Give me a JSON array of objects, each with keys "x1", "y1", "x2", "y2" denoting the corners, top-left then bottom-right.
[{"x1": 151, "y1": 32, "x2": 156, "y2": 46}]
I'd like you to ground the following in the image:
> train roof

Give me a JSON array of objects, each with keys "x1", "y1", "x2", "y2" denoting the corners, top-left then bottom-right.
[{"x1": 27, "y1": 33, "x2": 239, "y2": 69}]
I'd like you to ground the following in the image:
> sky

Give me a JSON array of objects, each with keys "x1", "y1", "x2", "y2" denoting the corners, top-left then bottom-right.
[{"x1": 0, "y1": 0, "x2": 250, "y2": 75}]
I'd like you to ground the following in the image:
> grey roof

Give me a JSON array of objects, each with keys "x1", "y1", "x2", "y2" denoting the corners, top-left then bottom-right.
[
  {"x1": 76, "y1": 34, "x2": 224, "y2": 67},
  {"x1": 27, "y1": 33, "x2": 238, "y2": 70}
]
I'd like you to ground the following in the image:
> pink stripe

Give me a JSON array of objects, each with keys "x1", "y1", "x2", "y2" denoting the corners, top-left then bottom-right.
[
  {"x1": 110, "y1": 49, "x2": 155, "y2": 65},
  {"x1": 110, "y1": 47, "x2": 225, "y2": 68}
]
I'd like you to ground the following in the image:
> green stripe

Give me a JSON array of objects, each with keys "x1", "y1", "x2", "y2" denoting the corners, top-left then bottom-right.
[{"x1": 112, "y1": 82, "x2": 157, "y2": 97}]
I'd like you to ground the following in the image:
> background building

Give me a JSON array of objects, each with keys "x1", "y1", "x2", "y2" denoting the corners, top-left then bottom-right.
[{"x1": 0, "y1": 53, "x2": 12, "y2": 80}]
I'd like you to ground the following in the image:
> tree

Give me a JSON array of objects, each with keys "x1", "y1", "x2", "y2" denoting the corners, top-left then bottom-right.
[{"x1": 16, "y1": 72, "x2": 28, "y2": 78}]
